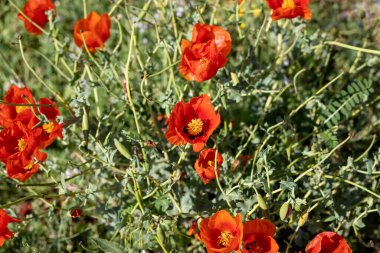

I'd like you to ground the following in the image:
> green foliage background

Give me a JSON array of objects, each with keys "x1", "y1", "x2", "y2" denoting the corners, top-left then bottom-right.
[{"x1": 0, "y1": 0, "x2": 379, "y2": 252}]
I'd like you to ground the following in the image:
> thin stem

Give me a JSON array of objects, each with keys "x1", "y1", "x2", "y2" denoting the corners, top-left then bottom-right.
[
  {"x1": 326, "y1": 41, "x2": 380, "y2": 56},
  {"x1": 324, "y1": 175, "x2": 380, "y2": 199}
]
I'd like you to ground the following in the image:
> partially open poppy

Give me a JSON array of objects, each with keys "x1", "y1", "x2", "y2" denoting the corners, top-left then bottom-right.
[
  {"x1": 71, "y1": 209, "x2": 83, "y2": 219},
  {"x1": 165, "y1": 94, "x2": 220, "y2": 152},
  {"x1": 243, "y1": 219, "x2": 279, "y2": 253},
  {"x1": 0, "y1": 85, "x2": 36, "y2": 128},
  {"x1": 199, "y1": 210, "x2": 243, "y2": 253},
  {"x1": 179, "y1": 23, "x2": 232, "y2": 82},
  {"x1": 266, "y1": 0, "x2": 312, "y2": 21},
  {"x1": 305, "y1": 232, "x2": 352, "y2": 253},
  {"x1": 0, "y1": 209, "x2": 21, "y2": 247},
  {"x1": 33, "y1": 98, "x2": 63, "y2": 149},
  {"x1": 17, "y1": 0, "x2": 56, "y2": 35},
  {"x1": 73, "y1": 11, "x2": 111, "y2": 53},
  {"x1": 194, "y1": 148, "x2": 223, "y2": 184},
  {"x1": 232, "y1": 154, "x2": 252, "y2": 171}
]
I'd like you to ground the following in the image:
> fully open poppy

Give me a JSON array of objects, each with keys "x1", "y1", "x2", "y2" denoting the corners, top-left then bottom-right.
[
  {"x1": 17, "y1": 0, "x2": 56, "y2": 35},
  {"x1": 305, "y1": 232, "x2": 352, "y2": 253},
  {"x1": 165, "y1": 94, "x2": 220, "y2": 152},
  {"x1": 199, "y1": 210, "x2": 243, "y2": 253},
  {"x1": 0, "y1": 209, "x2": 21, "y2": 247},
  {"x1": 73, "y1": 11, "x2": 111, "y2": 53},
  {"x1": 243, "y1": 219, "x2": 279, "y2": 253},
  {"x1": 194, "y1": 148, "x2": 223, "y2": 184},
  {"x1": 0, "y1": 122, "x2": 47, "y2": 182},
  {"x1": 266, "y1": 0, "x2": 312, "y2": 21},
  {"x1": 179, "y1": 23, "x2": 232, "y2": 82}
]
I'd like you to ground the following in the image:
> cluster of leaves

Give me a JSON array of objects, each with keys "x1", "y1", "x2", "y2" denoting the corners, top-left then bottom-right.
[{"x1": 0, "y1": 0, "x2": 379, "y2": 252}]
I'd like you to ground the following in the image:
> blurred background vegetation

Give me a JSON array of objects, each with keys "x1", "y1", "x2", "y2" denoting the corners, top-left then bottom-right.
[{"x1": 0, "y1": 0, "x2": 379, "y2": 252}]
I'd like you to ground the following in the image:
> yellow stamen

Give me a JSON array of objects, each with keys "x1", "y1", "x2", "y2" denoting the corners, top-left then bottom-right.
[
  {"x1": 218, "y1": 231, "x2": 232, "y2": 247},
  {"x1": 18, "y1": 138, "x2": 26, "y2": 152},
  {"x1": 16, "y1": 106, "x2": 28, "y2": 114},
  {"x1": 43, "y1": 122, "x2": 55, "y2": 134},
  {"x1": 200, "y1": 57, "x2": 208, "y2": 63},
  {"x1": 246, "y1": 241, "x2": 264, "y2": 253},
  {"x1": 207, "y1": 160, "x2": 215, "y2": 168},
  {"x1": 282, "y1": 0, "x2": 295, "y2": 8},
  {"x1": 187, "y1": 119, "x2": 203, "y2": 136},
  {"x1": 24, "y1": 162, "x2": 34, "y2": 170}
]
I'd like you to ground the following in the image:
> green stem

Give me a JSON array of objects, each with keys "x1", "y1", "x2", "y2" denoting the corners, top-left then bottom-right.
[{"x1": 326, "y1": 41, "x2": 380, "y2": 56}]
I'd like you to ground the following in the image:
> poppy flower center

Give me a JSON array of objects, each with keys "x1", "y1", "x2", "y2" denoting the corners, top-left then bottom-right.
[
  {"x1": 246, "y1": 240, "x2": 264, "y2": 253},
  {"x1": 18, "y1": 138, "x2": 26, "y2": 152},
  {"x1": 200, "y1": 57, "x2": 209, "y2": 64},
  {"x1": 16, "y1": 105, "x2": 28, "y2": 114},
  {"x1": 282, "y1": 0, "x2": 295, "y2": 8},
  {"x1": 24, "y1": 162, "x2": 34, "y2": 170},
  {"x1": 207, "y1": 160, "x2": 215, "y2": 168},
  {"x1": 218, "y1": 231, "x2": 232, "y2": 247},
  {"x1": 187, "y1": 118, "x2": 203, "y2": 136},
  {"x1": 43, "y1": 121, "x2": 54, "y2": 134}
]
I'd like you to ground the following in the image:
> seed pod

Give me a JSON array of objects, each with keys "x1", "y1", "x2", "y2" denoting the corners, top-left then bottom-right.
[
  {"x1": 231, "y1": 72, "x2": 239, "y2": 86},
  {"x1": 157, "y1": 224, "x2": 165, "y2": 243},
  {"x1": 82, "y1": 108, "x2": 89, "y2": 131},
  {"x1": 256, "y1": 194, "x2": 267, "y2": 210},
  {"x1": 298, "y1": 211, "x2": 309, "y2": 227},
  {"x1": 114, "y1": 139, "x2": 132, "y2": 160},
  {"x1": 279, "y1": 202, "x2": 290, "y2": 220}
]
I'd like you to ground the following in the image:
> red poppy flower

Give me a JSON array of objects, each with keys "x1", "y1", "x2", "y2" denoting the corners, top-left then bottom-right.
[
  {"x1": 243, "y1": 219, "x2": 279, "y2": 253},
  {"x1": 0, "y1": 122, "x2": 47, "y2": 182},
  {"x1": 0, "y1": 85, "x2": 36, "y2": 128},
  {"x1": 199, "y1": 210, "x2": 243, "y2": 253},
  {"x1": 232, "y1": 155, "x2": 252, "y2": 171},
  {"x1": 33, "y1": 98, "x2": 63, "y2": 149},
  {"x1": 17, "y1": 0, "x2": 56, "y2": 35},
  {"x1": 18, "y1": 202, "x2": 33, "y2": 218},
  {"x1": 305, "y1": 232, "x2": 352, "y2": 253},
  {"x1": 0, "y1": 209, "x2": 21, "y2": 247},
  {"x1": 73, "y1": 11, "x2": 111, "y2": 53},
  {"x1": 187, "y1": 218, "x2": 201, "y2": 241},
  {"x1": 266, "y1": 0, "x2": 312, "y2": 21},
  {"x1": 179, "y1": 23, "x2": 232, "y2": 82},
  {"x1": 165, "y1": 94, "x2": 220, "y2": 152},
  {"x1": 194, "y1": 148, "x2": 223, "y2": 184},
  {"x1": 71, "y1": 209, "x2": 83, "y2": 219}
]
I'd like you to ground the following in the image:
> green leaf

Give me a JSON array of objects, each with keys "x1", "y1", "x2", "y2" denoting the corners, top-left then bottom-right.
[{"x1": 92, "y1": 238, "x2": 124, "y2": 253}]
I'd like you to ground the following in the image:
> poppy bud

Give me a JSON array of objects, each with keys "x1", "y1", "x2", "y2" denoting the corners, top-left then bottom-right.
[
  {"x1": 279, "y1": 202, "x2": 290, "y2": 220},
  {"x1": 257, "y1": 194, "x2": 268, "y2": 210},
  {"x1": 298, "y1": 211, "x2": 309, "y2": 227}
]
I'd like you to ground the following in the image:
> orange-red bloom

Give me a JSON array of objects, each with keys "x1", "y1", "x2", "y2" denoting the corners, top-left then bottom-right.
[
  {"x1": 199, "y1": 210, "x2": 243, "y2": 253},
  {"x1": 0, "y1": 85, "x2": 62, "y2": 181},
  {"x1": 266, "y1": 0, "x2": 312, "y2": 21},
  {"x1": 165, "y1": 94, "x2": 220, "y2": 152},
  {"x1": 0, "y1": 122, "x2": 47, "y2": 182},
  {"x1": 305, "y1": 232, "x2": 352, "y2": 253},
  {"x1": 232, "y1": 154, "x2": 252, "y2": 171},
  {"x1": 0, "y1": 209, "x2": 21, "y2": 247},
  {"x1": 0, "y1": 85, "x2": 36, "y2": 128},
  {"x1": 17, "y1": 0, "x2": 56, "y2": 35},
  {"x1": 194, "y1": 148, "x2": 223, "y2": 184},
  {"x1": 243, "y1": 219, "x2": 279, "y2": 253},
  {"x1": 73, "y1": 11, "x2": 111, "y2": 53},
  {"x1": 179, "y1": 23, "x2": 232, "y2": 82},
  {"x1": 33, "y1": 98, "x2": 63, "y2": 149}
]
